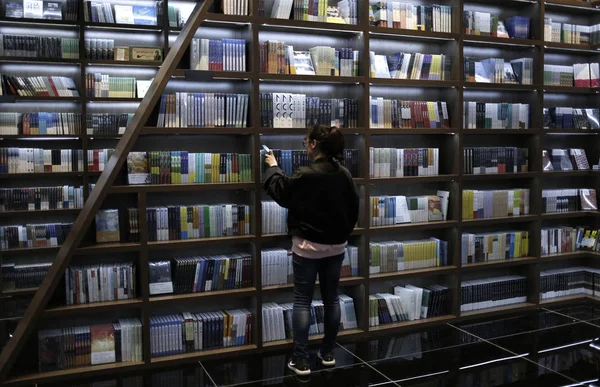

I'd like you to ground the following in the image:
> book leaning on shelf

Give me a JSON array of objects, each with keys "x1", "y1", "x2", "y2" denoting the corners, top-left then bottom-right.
[
  {"x1": 0, "y1": 222, "x2": 73, "y2": 250},
  {"x1": 461, "y1": 231, "x2": 529, "y2": 265},
  {"x1": 542, "y1": 226, "x2": 600, "y2": 255},
  {"x1": 369, "y1": 285, "x2": 449, "y2": 327},
  {"x1": 369, "y1": 98, "x2": 449, "y2": 129},
  {"x1": 0, "y1": 34, "x2": 79, "y2": 59},
  {"x1": 259, "y1": 0, "x2": 357, "y2": 24},
  {"x1": 4, "y1": 0, "x2": 79, "y2": 21},
  {"x1": 463, "y1": 102, "x2": 529, "y2": 130},
  {"x1": 0, "y1": 185, "x2": 84, "y2": 211},
  {"x1": 370, "y1": 191, "x2": 449, "y2": 226},
  {"x1": 464, "y1": 57, "x2": 533, "y2": 85},
  {"x1": 369, "y1": 238, "x2": 448, "y2": 274},
  {"x1": 150, "y1": 309, "x2": 252, "y2": 358},
  {"x1": 260, "y1": 148, "x2": 359, "y2": 177},
  {"x1": 463, "y1": 147, "x2": 528, "y2": 175},
  {"x1": 540, "y1": 267, "x2": 600, "y2": 300},
  {"x1": 542, "y1": 188, "x2": 598, "y2": 213},
  {"x1": 542, "y1": 148, "x2": 590, "y2": 171},
  {"x1": 544, "y1": 107, "x2": 600, "y2": 130},
  {"x1": 262, "y1": 296, "x2": 357, "y2": 342},
  {"x1": 190, "y1": 38, "x2": 247, "y2": 72},
  {"x1": 369, "y1": 2, "x2": 452, "y2": 33},
  {"x1": 38, "y1": 318, "x2": 142, "y2": 371},
  {"x1": 462, "y1": 189, "x2": 529, "y2": 220},
  {"x1": 1, "y1": 262, "x2": 51, "y2": 291},
  {"x1": 65, "y1": 263, "x2": 136, "y2": 305},
  {"x1": 369, "y1": 147, "x2": 440, "y2": 178},
  {"x1": 460, "y1": 275, "x2": 527, "y2": 312},
  {"x1": 0, "y1": 74, "x2": 78, "y2": 97},
  {"x1": 369, "y1": 51, "x2": 451, "y2": 80},
  {"x1": 157, "y1": 92, "x2": 249, "y2": 128},
  {"x1": 0, "y1": 147, "x2": 84, "y2": 173}
]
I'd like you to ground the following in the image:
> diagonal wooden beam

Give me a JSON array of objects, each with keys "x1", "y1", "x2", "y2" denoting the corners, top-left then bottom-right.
[{"x1": 0, "y1": 0, "x2": 214, "y2": 381}]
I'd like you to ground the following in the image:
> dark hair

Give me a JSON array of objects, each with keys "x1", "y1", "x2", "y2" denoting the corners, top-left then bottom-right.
[{"x1": 308, "y1": 125, "x2": 345, "y2": 161}]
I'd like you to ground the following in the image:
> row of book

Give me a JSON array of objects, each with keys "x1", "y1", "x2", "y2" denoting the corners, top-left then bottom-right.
[
  {"x1": 461, "y1": 231, "x2": 530, "y2": 265},
  {"x1": 460, "y1": 275, "x2": 527, "y2": 312},
  {"x1": 542, "y1": 188, "x2": 598, "y2": 213},
  {"x1": 4, "y1": 0, "x2": 79, "y2": 21},
  {"x1": 84, "y1": 2, "x2": 159, "y2": 25},
  {"x1": 543, "y1": 63, "x2": 600, "y2": 87},
  {"x1": 260, "y1": 0, "x2": 357, "y2": 24},
  {"x1": 0, "y1": 35, "x2": 79, "y2": 59},
  {"x1": 125, "y1": 152, "x2": 253, "y2": 185},
  {"x1": 369, "y1": 285, "x2": 450, "y2": 326},
  {"x1": 0, "y1": 112, "x2": 82, "y2": 136},
  {"x1": 464, "y1": 13, "x2": 530, "y2": 39},
  {"x1": 262, "y1": 296, "x2": 358, "y2": 342},
  {"x1": 370, "y1": 3, "x2": 452, "y2": 33},
  {"x1": 370, "y1": 52, "x2": 452, "y2": 81},
  {"x1": 65, "y1": 263, "x2": 137, "y2": 305},
  {"x1": 0, "y1": 75, "x2": 79, "y2": 97},
  {"x1": 150, "y1": 310, "x2": 253, "y2": 358},
  {"x1": 369, "y1": 193, "x2": 448, "y2": 226},
  {"x1": 369, "y1": 238, "x2": 449, "y2": 274},
  {"x1": 369, "y1": 147, "x2": 440, "y2": 178},
  {"x1": 542, "y1": 148, "x2": 590, "y2": 171},
  {"x1": 0, "y1": 148, "x2": 85, "y2": 173},
  {"x1": 260, "y1": 93, "x2": 358, "y2": 129},
  {"x1": 38, "y1": 318, "x2": 143, "y2": 371},
  {"x1": 148, "y1": 254, "x2": 252, "y2": 296},
  {"x1": 540, "y1": 267, "x2": 600, "y2": 300},
  {"x1": 0, "y1": 222, "x2": 73, "y2": 250},
  {"x1": 166, "y1": 3, "x2": 193, "y2": 27},
  {"x1": 463, "y1": 102, "x2": 530, "y2": 130},
  {"x1": 543, "y1": 20, "x2": 600, "y2": 45},
  {"x1": 260, "y1": 42, "x2": 358, "y2": 77},
  {"x1": 87, "y1": 149, "x2": 114, "y2": 172},
  {"x1": 0, "y1": 186, "x2": 84, "y2": 212},
  {"x1": 190, "y1": 38, "x2": 247, "y2": 72},
  {"x1": 543, "y1": 107, "x2": 600, "y2": 130},
  {"x1": 541, "y1": 226, "x2": 600, "y2": 255},
  {"x1": 369, "y1": 99, "x2": 450, "y2": 129},
  {"x1": 463, "y1": 147, "x2": 529, "y2": 175},
  {"x1": 87, "y1": 113, "x2": 133, "y2": 135},
  {"x1": 1, "y1": 262, "x2": 51, "y2": 291},
  {"x1": 262, "y1": 201, "x2": 287, "y2": 235},
  {"x1": 86, "y1": 74, "x2": 145, "y2": 99},
  {"x1": 260, "y1": 148, "x2": 360, "y2": 177},
  {"x1": 462, "y1": 189, "x2": 530, "y2": 220},
  {"x1": 85, "y1": 38, "x2": 114, "y2": 60},
  {"x1": 464, "y1": 57, "x2": 533, "y2": 85},
  {"x1": 157, "y1": 93, "x2": 249, "y2": 129}
]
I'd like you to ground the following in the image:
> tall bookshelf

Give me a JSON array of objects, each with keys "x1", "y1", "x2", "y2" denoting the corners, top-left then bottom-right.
[{"x1": 1, "y1": 0, "x2": 600, "y2": 384}]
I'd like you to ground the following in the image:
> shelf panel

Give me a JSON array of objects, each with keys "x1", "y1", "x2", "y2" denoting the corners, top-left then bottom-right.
[
  {"x1": 110, "y1": 182, "x2": 255, "y2": 193},
  {"x1": 0, "y1": 246, "x2": 60, "y2": 255},
  {"x1": 0, "y1": 96, "x2": 80, "y2": 102},
  {"x1": 370, "y1": 266, "x2": 457, "y2": 280},
  {"x1": 85, "y1": 22, "x2": 162, "y2": 31},
  {"x1": 542, "y1": 170, "x2": 593, "y2": 177},
  {"x1": 369, "y1": 78, "x2": 458, "y2": 88},
  {"x1": 0, "y1": 172, "x2": 85, "y2": 179},
  {"x1": 369, "y1": 175, "x2": 459, "y2": 183},
  {"x1": 540, "y1": 251, "x2": 591, "y2": 262},
  {"x1": 87, "y1": 98, "x2": 144, "y2": 102},
  {"x1": 463, "y1": 82, "x2": 536, "y2": 91},
  {"x1": 87, "y1": 60, "x2": 162, "y2": 67},
  {"x1": 142, "y1": 127, "x2": 254, "y2": 135},
  {"x1": 543, "y1": 86, "x2": 600, "y2": 94},
  {"x1": 462, "y1": 172, "x2": 537, "y2": 180},
  {"x1": 0, "y1": 135, "x2": 81, "y2": 139},
  {"x1": 150, "y1": 344, "x2": 257, "y2": 364},
  {"x1": 262, "y1": 329, "x2": 363, "y2": 349},
  {"x1": 369, "y1": 27, "x2": 459, "y2": 41},
  {"x1": 368, "y1": 315, "x2": 456, "y2": 332},
  {"x1": 260, "y1": 127, "x2": 366, "y2": 134},
  {"x1": 544, "y1": 129, "x2": 600, "y2": 134},
  {"x1": 462, "y1": 215, "x2": 538, "y2": 225},
  {"x1": 370, "y1": 220, "x2": 458, "y2": 232},
  {"x1": 0, "y1": 57, "x2": 80, "y2": 64},
  {"x1": 541, "y1": 211, "x2": 598, "y2": 219},
  {"x1": 460, "y1": 302, "x2": 536, "y2": 319},
  {"x1": 75, "y1": 242, "x2": 141, "y2": 254},
  {"x1": 461, "y1": 257, "x2": 538, "y2": 270},
  {"x1": 0, "y1": 208, "x2": 81, "y2": 218},
  {"x1": 539, "y1": 295, "x2": 591, "y2": 306},
  {"x1": 259, "y1": 73, "x2": 364, "y2": 83},
  {"x1": 149, "y1": 287, "x2": 257, "y2": 304},
  {"x1": 369, "y1": 128, "x2": 456, "y2": 134},
  {"x1": 256, "y1": 18, "x2": 362, "y2": 34},
  {"x1": 0, "y1": 17, "x2": 79, "y2": 27},
  {"x1": 1, "y1": 288, "x2": 38, "y2": 296},
  {"x1": 147, "y1": 235, "x2": 255, "y2": 250},
  {"x1": 44, "y1": 299, "x2": 144, "y2": 317},
  {"x1": 543, "y1": 42, "x2": 598, "y2": 53},
  {"x1": 171, "y1": 69, "x2": 251, "y2": 80},
  {"x1": 462, "y1": 129, "x2": 538, "y2": 134},
  {"x1": 462, "y1": 35, "x2": 540, "y2": 47},
  {"x1": 262, "y1": 276, "x2": 364, "y2": 292}
]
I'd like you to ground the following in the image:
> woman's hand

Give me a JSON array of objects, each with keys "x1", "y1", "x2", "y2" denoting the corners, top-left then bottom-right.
[{"x1": 265, "y1": 152, "x2": 278, "y2": 167}]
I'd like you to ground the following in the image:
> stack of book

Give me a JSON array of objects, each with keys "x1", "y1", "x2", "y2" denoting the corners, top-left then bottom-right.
[
  {"x1": 84, "y1": 2, "x2": 160, "y2": 25},
  {"x1": 65, "y1": 263, "x2": 137, "y2": 305},
  {"x1": 150, "y1": 310, "x2": 253, "y2": 358},
  {"x1": 260, "y1": 148, "x2": 359, "y2": 177},
  {"x1": 86, "y1": 73, "x2": 139, "y2": 98},
  {"x1": 369, "y1": 238, "x2": 449, "y2": 274},
  {"x1": 462, "y1": 189, "x2": 530, "y2": 219},
  {"x1": 190, "y1": 38, "x2": 247, "y2": 72},
  {"x1": 542, "y1": 148, "x2": 590, "y2": 171},
  {"x1": 38, "y1": 318, "x2": 143, "y2": 371},
  {"x1": 369, "y1": 99, "x2": 450, "y2": 129},
  {"x1": 543, "y1": 63, "x2": 599, "y2": 87},
  {"x1": 1, "y1": 263, "x2": 51, "y2": 291},
  {"x1": 0, "y1": 74, "x2": 79, "y2": 97},
  {"x1": 542, "y1": 188, "x2": 597, "y2": 213},
  {"x1": 0, "y1": 148, "x2": 85, "y2": 173},
  {"x1": 262, "y1": 295, "x2": 357, "y2": 342},
  {"x1": 0, "y1": 112, "x2": 82, "y2": 136},
  {"x1": 541, "y1": 226, "x2": 600, "y2": 255},
  {"x1": 369, "y1": 285, "x2": 450, "y2": 326},
  {"x1": 461, "y1": 231, "x2": 530, "y2": 264},
  {"x1": 87, "y1": 113, "x2": 133, "y2": 135},
  {"x1": 370, "y1": 192, "x2": 449, "y2": 225},
  {"x1": 157, "y1": 93, "x2": 249, "y2": 128},
  {"x1": 543, "y1": 107, "x2": 600, "y2": 130},
  {"x1": 0, "y1": 35, "x2": 79, "y2": 59},
  {"x1": 369, "y1": 148, "x2": 440, "y2": 178},
  {"x1": 464, "y1": 57, "x2": 533, "y2": 85},
  {"x1": 369, "y1": 51, "x2": 451, "y2": 80},
  {"x1": 260, "y1": 42, "x2": 358, "y2": 77},
  {"x1": 259, "y1": 0, "x2": 357, "y2": 24},
  {"x1": 262, "y1": 200, "x2": 287, "y2": 234},
  {"x1": 125, "y1": 151, "x2": 253, "y2": 185},
  {"x1": 464, "y1": 13, "x2": 529, "y2": 39},
  {"x1": 87, "y1": 148, "x2": 114, "y2": 172},
  {"x1": 463, "y1": 147, "x2": 529, "y2": 175},
  {"x1": 463, "y1": 102, "x2": 530, "y2": 129},
  {"x1": 0, "y1": 186, "x2": 84, "y2": 211},
  {"x1": 544, "y1": 20, "x2": 591, "y2": 44},
  {"x1": 4, "y1": 0, "x2": 79, "y2": 21},
  {"x1": 460, "y1": 276, "x2": 527, "y2": 312},
  {"x1": 0, "y1": 222, "x2": 73, "y2": 250},
  {"x1": 131, "y1": 204, "x2": 251, "y2": 241},
  {"x1": 540, "y1": 267, "x2": 600, "y2": 300},
  {"x1": 370, "y1": 3, "x2": 452, "y2": 33},
  {"x1": 260, "y1": 93, "x2": 358, "y2": 129}
]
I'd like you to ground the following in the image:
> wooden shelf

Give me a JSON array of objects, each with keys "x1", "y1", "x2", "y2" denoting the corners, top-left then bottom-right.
[
  {"x1": 85, "y1": 22, "x2": 162, "y2": 31},
  {"x1": 460, "y1": 302, "x2": 536, "y2": 319},
  {"x1": 147, "y1": 235, "x2": 255, "y2": 250},
  {"x1": 87, "y1": 98, "x2": 144, "y2": 102},
  {"x1": 75, "y1": 242, "x2": 141, "y2": 254},
  {"x1": 369, "y1": 78, "x2": 458, "y2": 88},
  {"x1": 149, "y1": 287, "x2": 256, "y2": 304},
  {"x1": 44, "y1": 299, "x2": 144, "y2": 317},
  {"x1": 541, "y1": 251, "x2": 592, "y2": 262},
  {"x1": 262, "y1": 276, "x2": 364, "y2": 292},
  {"x1": 0, "y1": 16, "x2": 79, "y2": 27},
  {"x1": 151, "y1": 344, "x2": 257, "y2": 364},
  {"x1": 110, "y1": 182, "x2": 254, "y2": 193},
  {"x1": 461, "y1": 257, "x2": 538, "y2": 270},
  {"x1": 0, "y1": 135, "x2": 81, "y2": 139},
  {"x1": 542, "y1": 170, "x2": 593, "y2": 177},
  {"x1": 463, "y1": 82, "x2": 536, "y2": 91},
  {"x1": 0, "y1": 246, "x2": 60, "y2": 255},
  {"x1": 259, "y1": 73, "x2": 364, "y2": 83},
  {"x1": 370, "y1": 220, "x2": 458, "y2": 232},
  {"x1": 370, "y1": 266, "x2": 457, "y2": 280},
  {"x1": 262, "y1": 329, "x2": 363, "y2": 349},
  {"x1": 462, "y1": 172, "x2": 537, "y2": 180},
  {"x1": 369, "y1": 27, "x2": 459, "y2": 40},
  {"x1": 544, "y1": 129, "x2": 600, "y2": 134},
  {"x1": 0, "y1": 57, "x2": 80, "y2": 64},
  {"x1": 462, "y1": 35, "x2": 540, "y2": 47},
  {"x1": 543, "y1": 41, "x2": 598, "y2": 53},
  {"x1": 369, "y1": 315, "x2": 456, "y2": 332},
  {"x1": 260, "y1": 127, "x2": 366, "y2": 134},
  {"x1": 462, "y1": 129, "x2": 538, "y2": 134},
  {"x1": 0, "y1": 96, "x2": 80, "y2": 102},
  {"x1": 1, "y1": 288, "x2": 38, "y2": 296},
  {"x1": 255, "y1": 18, "x2": 362, "y2": 33},
  {"x1": 540, "y1": 295, "x2": 591, "y2": 306},
  {"x1": 462, "y1": 215, "x2": 538, "y2": 225},
  {"x1": 0, "y1": 208, "x2": 80, "y2": 217},
  {"x1": 369, "y1": 128, "x2": 456, "y2": 134},
  {"x1": 141, "y1": 127, "x2": 254, "y2": 135},
  {"x1": 543, "y1": 86, "x2": 600, "y2": 94},
  {"x1": 171, "y1": 69, "x2": 251, "y2": 79},
  {"x1": 541, "y1": 211, "x2": 598, "y2": 219},
  {"x1": 369, "y1": 175, "x2": 459, "y2": 183},
  {"x1": 0, "y1": 172, "x2": 84, "y2": 179},
  {"x1": 87, "y1": 60, "x2": 162, "y2": 67}
]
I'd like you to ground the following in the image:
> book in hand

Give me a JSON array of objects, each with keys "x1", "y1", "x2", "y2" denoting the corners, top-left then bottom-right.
[{"x1": 95, "y1": 209, "x2": 120, "y2": 243}]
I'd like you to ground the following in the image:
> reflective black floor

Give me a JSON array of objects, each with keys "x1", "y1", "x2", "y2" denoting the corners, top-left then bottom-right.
[{"x1": 43, "y1": 303, "x2": 600, "y2": 387}]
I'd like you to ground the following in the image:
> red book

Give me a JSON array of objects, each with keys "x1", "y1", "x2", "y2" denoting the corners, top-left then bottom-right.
[
  {"x1": 93, "y1": 149, "x2": 99, "y2": 171},
  {"x1": 47, "y1": 77, "x2": 60, "y2": 97}
]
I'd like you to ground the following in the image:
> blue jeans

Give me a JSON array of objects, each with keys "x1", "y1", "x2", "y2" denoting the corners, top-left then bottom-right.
[{"x1": 292, "y1": 252, "x2": 344, "y2": 359}]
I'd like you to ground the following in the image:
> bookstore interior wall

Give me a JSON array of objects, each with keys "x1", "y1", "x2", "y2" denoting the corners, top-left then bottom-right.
[{"x1": 1, "y1": 0, "x2": 600, "y2": 383}]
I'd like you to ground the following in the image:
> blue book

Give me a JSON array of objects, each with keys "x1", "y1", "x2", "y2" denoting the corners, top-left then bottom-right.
[{"x1": 132, "y1": 6, "x2": 157, "y2": 25}]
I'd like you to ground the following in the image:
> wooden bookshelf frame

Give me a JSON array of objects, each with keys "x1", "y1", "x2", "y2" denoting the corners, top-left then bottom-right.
[{"x1": 1, "y1": 0, "x2": 600, "y2": 384}]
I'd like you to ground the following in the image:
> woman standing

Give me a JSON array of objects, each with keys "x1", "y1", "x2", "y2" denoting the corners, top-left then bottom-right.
[{"x1": 263, "y1": 125, "x2": 359, "y2": 376}]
